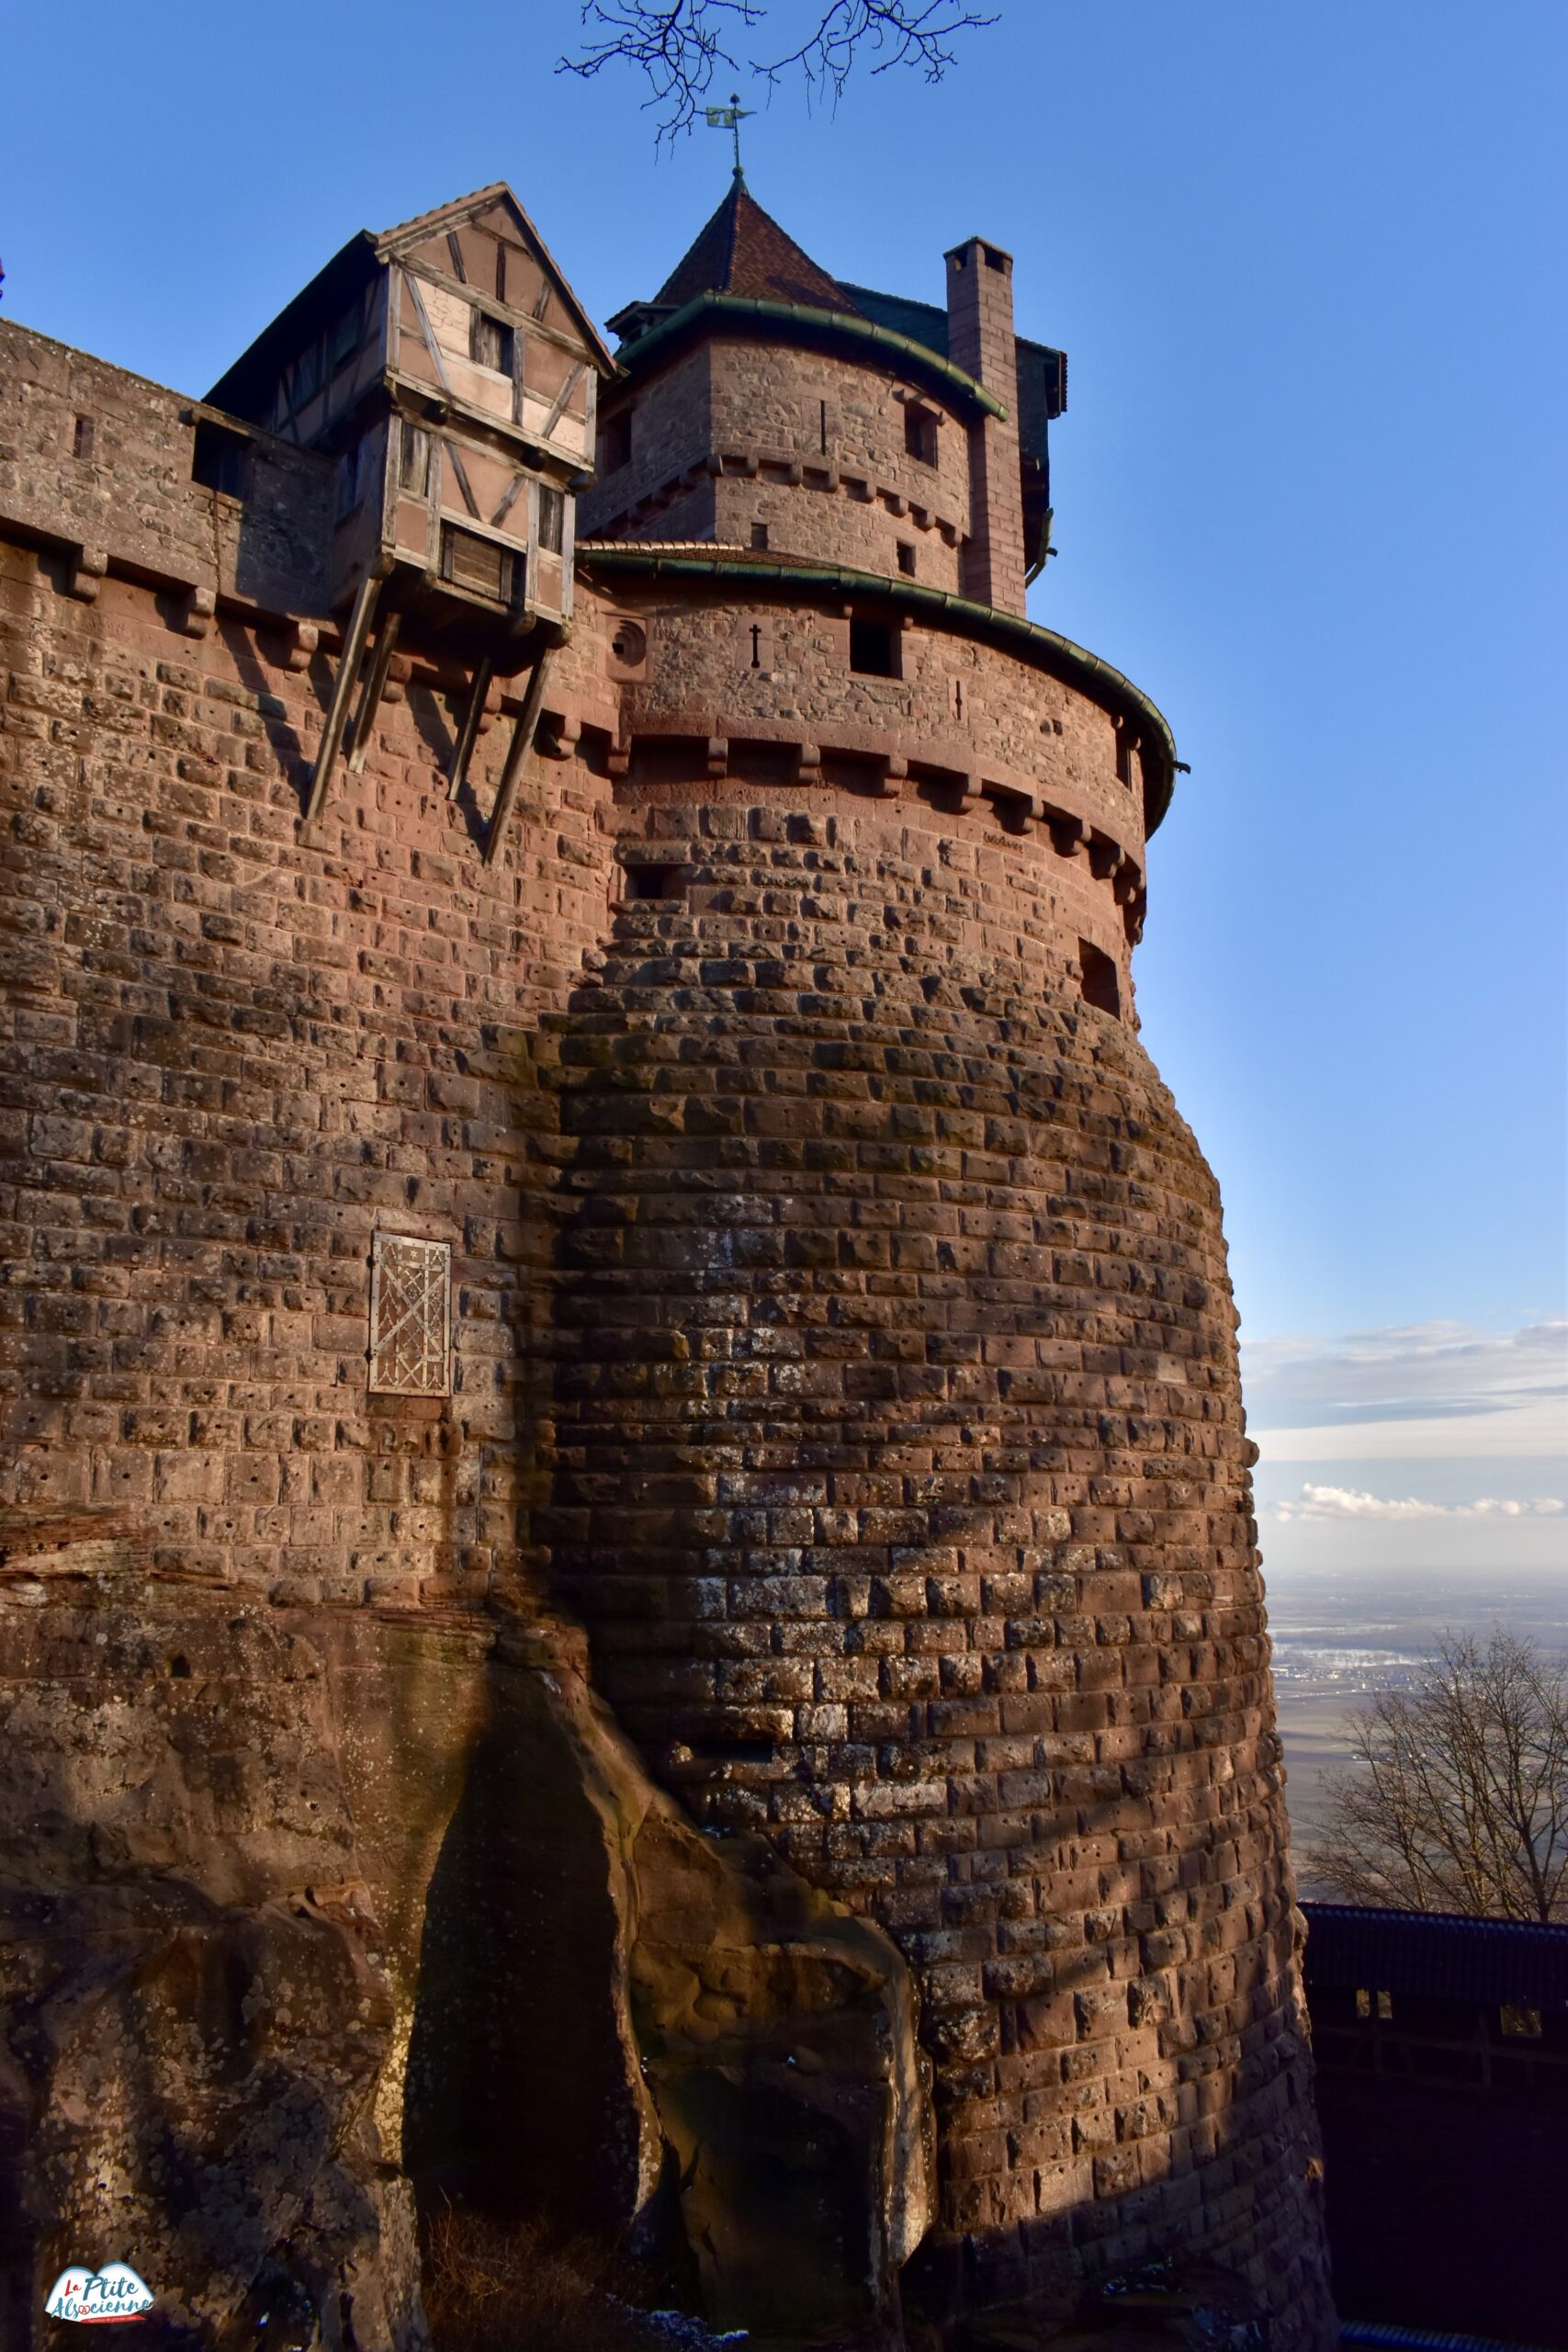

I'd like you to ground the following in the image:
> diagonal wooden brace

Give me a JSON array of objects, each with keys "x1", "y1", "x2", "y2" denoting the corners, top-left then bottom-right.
[
  {"x1": 483, "y1": 650, "x2": 554, "y2": 867},
  {"x1": 446, "y1": 657, "x2": 496, "y2": 800},
  {"x1": 303, "y1": 571, "x2": 382, "y2": 824},
  {"x1": 347, "y1": 611, "x2": 402, "y2": 774}
]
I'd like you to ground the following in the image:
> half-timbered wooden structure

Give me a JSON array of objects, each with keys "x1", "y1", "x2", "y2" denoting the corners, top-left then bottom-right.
[{"x1": 209, "y1": 184, "x2": 613, "y2": 822}]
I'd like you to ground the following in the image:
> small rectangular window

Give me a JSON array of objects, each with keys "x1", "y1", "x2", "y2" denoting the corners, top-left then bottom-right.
[
  {"x1": 1115, "y1": 729, "x2": 1139, "y2": 788},
  {"x1": 441, "y1": 524, "x2": 517, "y2": 605},
  {"x1": 330, "y1": 300, "x2": 361, "y2": 374},
  {"x1": 73, "y1": 415, "x2": 96, "y2": 462},
  {"x1": 750, "y1": 520, "x2": 770, "y2": 551},
  {"x1": 537, "y1": 484, "x2": 565, "y2": 555},
  {"x1": 399, "y1": 421, "x2": 432, "y2": 496},
  {"x1": 369, "y1": 1233, "x2": 451, "y2": 1396},
  {"x1": 292, "y1": 339, "x2": 322, "y2": 406},
  {"x1": 469, "y1": 309, "x2": 514, "y2": 375},
  {"x1": 897, "y1": 540, "x2": 916, "y2": 577},
  {"x1": 904, "y1": 402, "x2": 939, "y2": 468},
  {"x1": 1078, "y1": 941, "x2": 1121, "y2": 1020},
  {"x1": 849, "y1": 618, "x2": 899, "y2": 678},
  {"x1": 599, "y1": 409, "x2": 633, "y2": 474},
  {"x1": 192, "y1": 421, "x2": 250, "y2": 500}
]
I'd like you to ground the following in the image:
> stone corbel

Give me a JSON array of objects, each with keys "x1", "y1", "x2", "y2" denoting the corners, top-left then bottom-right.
[
  {"x1": 1113, "y1": 861, "x2": 1142, "y2": 905},
  {"x1": 66, "y1": 545, "x2": 108, "y2": 603},
  {"x1": 536, "y1": 710, "x2": 581, "y2": 762},
  {"x1": 1089, "y1": 836, "x2": 1125, "y2": 882},
  {"x1": 283, "y1": 620, "x2": 320, "y2": 673},
  {"x1": 873, "y1": 752, "x2": 907, "y2": 800},
  {"x1": 1047, "y1": 812, "x2": 1089, "y2": 858},
  {"x1": 705, "y1": 736, "x2": 728, "y2": 777},
  {"x1": 382, "y1": 652, "x2": 414, "y2": 707},
  {"x1": 175, "y1": 585, "x2": 217, "y2": 640},
  {"x1": 793, "y1": 741, "x2": 821, "y2": 786}
]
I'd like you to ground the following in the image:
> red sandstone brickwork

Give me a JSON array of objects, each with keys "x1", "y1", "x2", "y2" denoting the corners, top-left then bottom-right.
[
  {"x1": 584, "y1": 342, "x2": 973, "y2": 590},
  {"x1": 946, "y1": 242, "x2": 1028, "y2": 617},
  {"x1": 547, "y1": 796, "x2": 1331, "y2": 2333},
  {"x1": 0, "y1": 539, "x2": 609, "y2": 1606},
  {"x1": 0, "y1": 279, "x2": 1334, "y2": 2345}
]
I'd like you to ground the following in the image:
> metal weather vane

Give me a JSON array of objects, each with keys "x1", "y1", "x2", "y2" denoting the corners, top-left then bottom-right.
[{"x1": 704, "y1": 91, "x2": 755, "y2": 176}]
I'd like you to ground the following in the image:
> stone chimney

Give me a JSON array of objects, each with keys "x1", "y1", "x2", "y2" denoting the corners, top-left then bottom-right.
[{"x1": 945, "y1": 236, "x2": 1027, "y2": 616}]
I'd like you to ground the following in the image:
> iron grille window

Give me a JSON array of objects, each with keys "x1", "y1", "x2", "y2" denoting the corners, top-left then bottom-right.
[
  {"x1": 440, "y1": 524, "x2": 517, "y2": 605},
  {"x1": 368, "y1": 1234, "x2": 451, "y2": 1396}
]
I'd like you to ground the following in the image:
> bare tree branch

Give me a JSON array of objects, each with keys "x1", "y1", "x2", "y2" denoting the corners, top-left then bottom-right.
[
  {"x1": 1303, "y1": 1629, "x2": 1568, "y2": 1923},
  {"x1": 558, "y1": 0, "x2": 998, "y2": 144},
  {"x1": 757, "y1": 1, "x2": 998, "y2": 108}
]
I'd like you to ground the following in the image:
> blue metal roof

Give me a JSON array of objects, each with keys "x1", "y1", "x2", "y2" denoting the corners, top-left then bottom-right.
[{"x1": 1302, "y1": 1901, "x2": 1568, "y2": 2007}]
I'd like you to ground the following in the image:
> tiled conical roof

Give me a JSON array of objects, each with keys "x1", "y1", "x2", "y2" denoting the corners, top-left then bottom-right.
[{"x1": 654, "y1": 175, "x2": 862, "y2": 315}]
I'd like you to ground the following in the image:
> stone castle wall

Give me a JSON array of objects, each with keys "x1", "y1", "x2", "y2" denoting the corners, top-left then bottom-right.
[
  {"x1": 0, "y1": 292, "x2": 1334, "y2": 2350},
  {"x1": 548, "y1": 785, "x2": 1330, "y2": 2326},
  {"x1": 584, "y1": 337, "x2": 976, "y2": 590},
  {"x1": 0, "y1": 519, "x2": 610, "y2": 1606}
]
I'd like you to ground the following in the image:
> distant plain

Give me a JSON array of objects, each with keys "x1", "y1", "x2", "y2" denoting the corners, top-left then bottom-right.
[{"x1": 1267, "y1": 1562, "x2": 1568, "y2": 1894}]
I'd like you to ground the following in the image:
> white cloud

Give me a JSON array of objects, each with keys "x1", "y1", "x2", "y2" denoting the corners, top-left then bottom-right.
[
  {"x1": 1242, "y1": 1317, "x2": 1567, "y2": 1461},
  {"x1": 1269, "y1": 1483, "x2": 1566, "y2": 1524}
]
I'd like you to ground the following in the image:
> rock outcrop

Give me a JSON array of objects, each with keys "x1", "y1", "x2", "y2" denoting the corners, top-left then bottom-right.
[
  {"x1": 0, "y1": 1524, "x2": 932, "y2": 2347},
  {"x1": 0, "y1": 1523, "x2": 426, "y2": 2351}
]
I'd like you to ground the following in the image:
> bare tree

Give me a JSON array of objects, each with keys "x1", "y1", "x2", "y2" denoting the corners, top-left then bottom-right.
[
  {"x1": 558, "y1": 1, "x2": 998, "y2": 143},
  {"x1": 1303, "y1": 1629, "x2": 1568, "y2": 1923}
]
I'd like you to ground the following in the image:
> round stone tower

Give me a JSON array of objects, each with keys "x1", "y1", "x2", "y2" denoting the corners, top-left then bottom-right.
[{"x1": 558, "y1": 178, "x2": 1336, "y2": 2344}]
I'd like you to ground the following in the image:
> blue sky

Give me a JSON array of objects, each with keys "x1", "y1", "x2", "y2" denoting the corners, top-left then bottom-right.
[{"x1": 4, "y1": 0, "x2": 1563, "y2": 1568}]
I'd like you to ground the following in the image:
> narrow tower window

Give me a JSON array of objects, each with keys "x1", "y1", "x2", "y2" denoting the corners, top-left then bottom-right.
[
  {"x1": 750, "y1": 521, "x2": 770, "y2": 550},
  {"x1": 73, "y1": 416, "x2": 96, "y2": 462},
  {"x1": 897, "y1": 540, "x2": 916, "y2": 577},
  {"x1": 1078, "y1": 941, "x2": 1121, "y2": 1019},
  {"x1": 538, "y1": 485, "x2": 565, "y2": 554},
  {"x1": 1115, "y1": 727, "x2": 1140, "y2": 788},
  {"x1": 819, "y1": 399, "x2": 829, "y2": 455},
  {"x1": 904, "y1": 402, "x2": 939, "y2": 467},
  {"x1": 599, "y1": 410, "x2": 633, "y2": 473}
]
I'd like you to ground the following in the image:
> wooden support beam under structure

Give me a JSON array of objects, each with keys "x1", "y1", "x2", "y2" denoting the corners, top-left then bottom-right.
[
  {"x1": 446, "y1": 656, "x2": 495, "y2": 801},
  {"x1": 303, "y1": 571, "x2": 383, "y2": 824},
  {"x1": 483, "y1": 650, "x2": 554, "y2": 865},
  {"x1": 348, "y1": 611, "x2": 403, "y2": 775}
]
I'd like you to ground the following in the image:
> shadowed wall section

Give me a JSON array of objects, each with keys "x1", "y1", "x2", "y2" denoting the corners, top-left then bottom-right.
[{"x1": 547, "y1": 786, "x2": 1334, "y2": 2339}]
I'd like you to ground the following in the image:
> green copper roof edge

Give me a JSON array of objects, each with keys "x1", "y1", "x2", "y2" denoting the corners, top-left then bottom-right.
[
  {"x1": 613, "y1": 294, "x2": 1010, "y2": 424},
  {"x1": 577, "y1": 545, "x2": 1178, "y2": 831}
]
